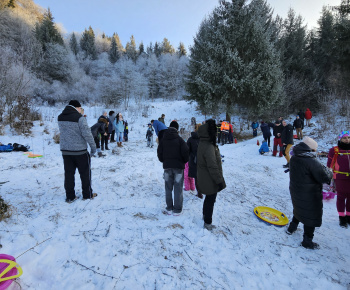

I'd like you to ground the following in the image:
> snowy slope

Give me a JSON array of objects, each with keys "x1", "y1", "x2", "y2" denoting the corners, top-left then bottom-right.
[{"x1": 0, "y1": 100, "x2": 349, "y2": 290}]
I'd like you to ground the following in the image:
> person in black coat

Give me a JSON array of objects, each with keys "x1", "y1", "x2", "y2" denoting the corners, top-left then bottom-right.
[
  {"x1": 281, "y1": 120, "x2": 294, "y2": 168},
  {"x1": 287, "y1": 137, "x2": 333, "y2": 249},
  {"x1": 272, "y1": 120, "x2": 284, "y2": 157},
  {"x1": 293, "y1": 115, "x2": 304, "y2": 140},
  {"x1": 91, "y1": 120, "x2": 107, "y2": 157},
  {"x1": 157, "y1": 121, "x2": 189, "y2": 215},
  {"x1": 297, "y1": 109, "x2": 305, "y2": 125},
  {"x1": 187, "y1": 129, "x2": 202, "y2": 198},
  {"x1": 260, "y1": 121, "x2": 272, "y2": 147}
]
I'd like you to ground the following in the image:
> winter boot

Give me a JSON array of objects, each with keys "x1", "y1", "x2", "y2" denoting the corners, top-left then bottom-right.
[
  {"x1": 283, "y1": 163, "x2": 289, "y2": 168},
  {"x1": 204, "y1": 222, "x2": 216, "y2": 231},
  {"x1": 119, "y1": 142, "x2": 123, "y2": 147},
  {"x1": 101, "y1": 144, "x2": 104, "y2": 151},
  {"x1": 196, "y1": 192, "x2": 203, "y2": 199},
  {"x1": 346, "y1": 215, "x2": 350, "y2": 225},
  {"x1": 98, "y1": 152, "x2": 106, "y2": 158},
  {"x1": 301, "y1": 235, "x2": 320, "y2": 249},
  {"x1": 339, "y1": 216, "x2": 348, "y2": 228},
  {"x1": 105, "y1": 144, "x2": 110, "y2": 150},
  {"x1": 286, "y1": 222, "x2": 298, "y2": 235}
]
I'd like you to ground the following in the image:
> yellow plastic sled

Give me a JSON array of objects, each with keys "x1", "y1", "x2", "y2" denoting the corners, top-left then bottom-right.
[{"x1": 254, "y1": 206, "x2": 289, "y2": 226}]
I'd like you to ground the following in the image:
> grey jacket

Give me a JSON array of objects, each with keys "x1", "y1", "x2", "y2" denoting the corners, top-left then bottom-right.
[{"x1": 58, "y1": 105, "x2": 96, "y2": 155}]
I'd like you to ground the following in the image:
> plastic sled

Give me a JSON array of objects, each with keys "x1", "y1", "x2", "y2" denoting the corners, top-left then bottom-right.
[
  {"x1": 27, "y1": 153, "x2": 43, "y2": 158},
  {"x1": 293, "y1": 134, "x2": 298, "y2": 139},
  {"x1": 254, "y1": 206, "x2": 289, "y2": 226},
  {"x1": 323, "y1": 191, "x2": 336, "y2": 200},
  {"x1": 0, "y1": 254, "x2": 23, "y2": 290}
]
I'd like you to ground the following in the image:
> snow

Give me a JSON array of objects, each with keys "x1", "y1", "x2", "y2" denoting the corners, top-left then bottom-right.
[{"x1": 0, "y1": 100, "x2": 349, "y2": 289}]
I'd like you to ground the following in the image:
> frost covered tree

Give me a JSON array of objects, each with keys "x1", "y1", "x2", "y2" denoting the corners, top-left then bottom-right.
[
  {"x1": 34, "y1": 8, "x2": 64, "y2": 51},
  {"x1": 69, "y1": 32, "x2": 79, "y2": 56},
  {"x1": 186, "y1": 0, "x2": 283, "y2": 115},
  {"x1": 80, "y1": 26, "x2": 97, "y2": 60},
  {"x1": 38, "y1": 43, "x2": 72, "y2": 82}
]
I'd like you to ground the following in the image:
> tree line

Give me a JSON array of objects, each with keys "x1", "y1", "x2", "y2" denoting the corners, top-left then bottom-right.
[{"x1": 186, "y1": 0, "x2": 350, "y2": 119}]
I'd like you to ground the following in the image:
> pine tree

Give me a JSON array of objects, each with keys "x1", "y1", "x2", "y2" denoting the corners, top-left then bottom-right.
[
  {"x1": 7, "y1": 0, "x2": 15, "y2": 8},
  {"x1": 161, "y1": 38, "x2": 175, "y2": 54},
  {"x1": 112, "y1": 33, "x2": 124, "y2": 54},
  {"x1": 154, "y1": 42, "x2": 161, "y2": 57},
  {"x1": 177, "y1": 42, "x2": 187, "y2": 57},
  {"x1": 34, "y1": 8, "x2": 64, "y2": 51},
  {"x1": 139, "y1": 42, "x2": 144, "y2": 55},
  {"x1": 69, "y1": 33, "x2": 79, "y2": 56},
  {"x1": 147, "y1": 42, "x2": 153, "y2": 55},
  {"x1": 80, "y1": 26, "x2": 97, "y2": 60},
  {"x1": 109, "y1": 36, "x2": 119, "y2": 63},
  {"x1": 125, "y1": 35, "x2": 137, "y2": 62},
  {"x1": 186, "y1": 0, "x2": 283, "y2": 115}
]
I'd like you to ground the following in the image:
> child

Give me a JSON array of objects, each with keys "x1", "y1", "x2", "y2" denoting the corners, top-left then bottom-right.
[
  {"x1": 146, "y1": 123, "x2": 154, "y2": 148},
  {"x1": 259, "y1": 140, "x2": 269, "y2": 155},
  {"x1": 184, "y1": 162, "x2": 196, "y2": 192}
]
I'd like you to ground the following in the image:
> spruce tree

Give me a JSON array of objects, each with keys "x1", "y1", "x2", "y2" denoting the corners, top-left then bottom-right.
[
  {"x1": 34, "y1": 8, "x2": 64, "y2": 51},
  {"x1": 186, "y1": 0, "x2": 283, "y2": 115},
  {"x1": 154, "y1": 42, "x2": 161, "y2": 57},
  {"x1": 139, "y1": 42, "x2": 145, "y2": 55},
  {"x1": 69, "y1": 33, "x2": 79, "y2": 56},
  {"x1": 80, "y1": 26, "x2": 97, "y2": 60},
  {"x1": 147, "y1": 42, "x2": 153, "y2": 55},
  {"x1": 109, "y1": 36, "x2": 119, "y2": 63}
]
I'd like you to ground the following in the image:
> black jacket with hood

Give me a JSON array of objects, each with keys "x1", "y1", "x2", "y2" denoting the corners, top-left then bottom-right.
[
  {"x1": 157, "y1": 127, "x2": 189, "y2": 169},
  {"x1": 187, "y1": 131, "x2": 200, "y2": 178},
  {"x1": 289, "y1": 142, "x2": 333, "y2": 227}
]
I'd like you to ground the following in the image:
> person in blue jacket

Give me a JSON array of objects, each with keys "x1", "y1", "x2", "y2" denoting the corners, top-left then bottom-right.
[
  {"x1": 151, "y1": 119, "x2": 168, "y2": 143},
  {"x1": 260, "y1": 121, "x2": 272, "y2": 147},
  {"x1": 251, "y1": 121, "x2": 259, "y2": 137},
  {"x1": 259, "y1": 140, "x2": 270, "y2": 155}
]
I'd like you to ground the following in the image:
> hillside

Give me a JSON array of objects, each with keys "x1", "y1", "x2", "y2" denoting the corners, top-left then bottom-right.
[{"x1": 0, "y1": 100, "x2": 349, "y2": 289}]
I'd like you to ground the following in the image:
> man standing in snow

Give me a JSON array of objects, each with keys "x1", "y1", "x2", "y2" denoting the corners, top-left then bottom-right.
[
  {"x1": 293, "y1": 115, "x2": 304, "y2": 140},
  {"x1": 157, "y1": 121, "x2": 189, "y2": 215},
  {"x1": 58, "y1": 100, "x2": 97, "y2": 203},
  {"x1": 281, "y1": 120, "x2": 294, "y2": 169}
]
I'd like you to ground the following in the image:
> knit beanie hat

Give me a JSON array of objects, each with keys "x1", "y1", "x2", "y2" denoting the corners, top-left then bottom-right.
[
  {"x1": 302, "y1": 136, "x2": 318, "y2": 151},
  {"x1": 69, "y1": 100, "x2": 81, "y2": 107},
  {"x1": 338, "y1": 130, "x2": 350, "y2": 140},
  {"x1": 169, "y1": 120, "x2": 179, "y2": 130}
]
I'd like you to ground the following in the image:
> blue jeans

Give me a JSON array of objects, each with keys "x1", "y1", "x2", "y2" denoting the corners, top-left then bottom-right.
[
  {"x1": 116, "y1": 132, "x2": 123, "y2": 142},
  {"x1": 164, "y1": 168, "x2": 184, "y2": 213}
]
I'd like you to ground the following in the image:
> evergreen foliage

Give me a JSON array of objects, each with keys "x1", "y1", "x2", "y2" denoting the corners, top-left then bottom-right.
[
  {"x1": 139, "y1": 42, "x2": 144, "y2": 55},
  {"x1": 34, "y1": 8, "x2": 64, "y2": 51},
  {"x1": 80, "y1": 26, "x2": 97, "y2": 60},
  {"x1": 69, "y1": 32, "x2": 79, "y2": 56},
  {"x1": 186, "y1": 0, "x2": 283, "y2": 115},
  {"x1": 109, "y1": 36, "x2": 119, "y2": 63}
]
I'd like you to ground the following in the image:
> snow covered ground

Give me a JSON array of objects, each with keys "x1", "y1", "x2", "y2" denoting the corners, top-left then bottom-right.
[{"x1": 0, "y1": 100, "x2": 349, "y2": 289}]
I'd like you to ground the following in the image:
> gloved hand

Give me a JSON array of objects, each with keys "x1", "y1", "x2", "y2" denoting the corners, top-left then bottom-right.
[{"x1": 218, "y1": 182, "x2": 226, "y2": 192}]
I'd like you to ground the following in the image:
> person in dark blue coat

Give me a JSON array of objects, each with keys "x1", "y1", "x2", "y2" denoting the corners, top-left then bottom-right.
[
  {"x1": 251, "y1": 121, "x2": 259, "y2": 137},
  {"x1": 260, "y1": 121, "x2": 272, "y2": 147}
]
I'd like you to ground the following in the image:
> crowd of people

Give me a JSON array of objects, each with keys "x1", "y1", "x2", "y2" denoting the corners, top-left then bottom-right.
[{"x1": 57, "y1": 101, "x2": 350, "y2": 246}]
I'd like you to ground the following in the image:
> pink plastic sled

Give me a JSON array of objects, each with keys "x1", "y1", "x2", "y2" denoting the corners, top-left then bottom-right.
[
  {"x1": 323, "y1": 191, "x2": 336, "y2": 200},
  {"x1": 0, "y1": 254, "x2": 22, "y2": 290}
]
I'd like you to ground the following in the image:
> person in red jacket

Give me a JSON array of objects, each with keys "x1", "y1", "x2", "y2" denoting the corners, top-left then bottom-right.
[
  {"x1": 327, "y1": 130, "x2": 350, "y2": 228},
  {"x1": 305, "y1": 108, "x2": 312, "y2": 127}
]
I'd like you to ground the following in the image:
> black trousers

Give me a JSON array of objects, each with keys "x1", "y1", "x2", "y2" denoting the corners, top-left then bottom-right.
[
  {"x1": 203, "y1": 193, "x2": 217, "y2": 224},
  {"x1": 292, "y1": 216, "x2": 315, "y2": 238},
  {"x1": 221, "y1": 132, "x2": 228, "y2": 145},
  {"x1": 94, "y1": 136, "x2": 100, "y2": 149},
  {"x1": 110, "y1": 130, "x2": 115, "y2": 141},
  {"x1": 63, "y1": 153, "x2": 93, "y2": 200}
]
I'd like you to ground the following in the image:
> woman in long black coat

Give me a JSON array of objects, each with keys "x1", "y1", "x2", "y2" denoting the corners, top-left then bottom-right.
[
  {"x1": 287, "y1": 137, "x2": 332, "y2": 249},
  {"x1": 187, "y1": 126, "x2": 202, "y2": 198}
]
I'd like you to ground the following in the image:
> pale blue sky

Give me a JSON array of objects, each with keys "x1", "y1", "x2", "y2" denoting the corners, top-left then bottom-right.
[{"x1": 34, "y1": 0, "x2": 340, "y2": 49}]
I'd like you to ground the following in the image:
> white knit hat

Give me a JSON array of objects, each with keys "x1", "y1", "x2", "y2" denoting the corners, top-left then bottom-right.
[{"x1": 302, "y1": 136, "x2": 318, "y2": 151}]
